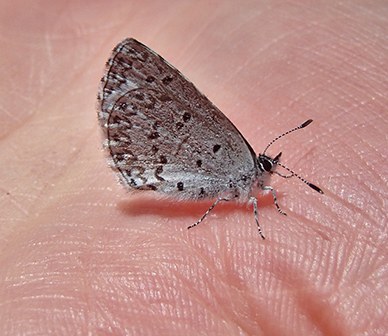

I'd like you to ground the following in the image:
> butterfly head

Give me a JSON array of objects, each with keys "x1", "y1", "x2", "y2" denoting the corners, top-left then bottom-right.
[
  {"x1": 256, "y1": 120, "x2": 324, "y2": 194},
  {"x1": 257, "y1": 152, "x2": 282, "y2": 174}
]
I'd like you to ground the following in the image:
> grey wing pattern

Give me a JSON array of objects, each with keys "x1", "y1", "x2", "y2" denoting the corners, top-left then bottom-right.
[{"x1": 97, "y1": 38, "x2": 257, "y2": 200}]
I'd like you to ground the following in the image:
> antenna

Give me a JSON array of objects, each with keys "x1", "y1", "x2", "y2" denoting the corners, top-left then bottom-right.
[
  {"x1": 262, "y1": 119, "x2": 323, "y2": 194},
  {"x1": 263, "y1": 119, "x2": 313, "y2": 155},
  {"x1": 274, "y1": 161, "x2": 324, "y2": 194}
]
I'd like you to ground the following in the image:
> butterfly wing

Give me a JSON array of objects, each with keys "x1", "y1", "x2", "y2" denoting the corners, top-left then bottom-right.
[{"x1": 98, "y1": 38, "x2": 257, "y2": 200}]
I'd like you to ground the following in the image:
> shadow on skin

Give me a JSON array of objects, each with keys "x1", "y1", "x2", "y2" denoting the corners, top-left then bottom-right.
[{"x1": 117, "y1": 192, "x2": 284, "y2": 222}]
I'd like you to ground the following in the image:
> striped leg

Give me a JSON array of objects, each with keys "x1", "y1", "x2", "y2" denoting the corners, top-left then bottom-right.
[
  {"x1": 250, "y1": 196, "x2": 265, "y2": 239},
  {"x1": 188, "y1": 197, "x2": 229, "y2": 230},
  {"x1": 262, "y1": 185, "x2": 287, "y2": 216}
]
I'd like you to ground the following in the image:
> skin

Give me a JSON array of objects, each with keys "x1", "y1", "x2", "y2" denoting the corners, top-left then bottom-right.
[{"x1": 0, "y1": 1, "x2": 386, "y2": 335}]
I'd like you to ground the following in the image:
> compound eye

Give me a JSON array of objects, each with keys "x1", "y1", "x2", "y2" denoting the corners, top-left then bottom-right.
[{"x1": 262, "y1": 158, "x2": 273, "y2": 172}]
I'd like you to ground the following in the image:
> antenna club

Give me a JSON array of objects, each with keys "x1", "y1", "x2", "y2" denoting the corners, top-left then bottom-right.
[
  {"x1": 308, "y1": 183, "x2": 324, "y2": 194},
  {"x1": 301, "y1": 119, "x2": 313, "y2": 128}
]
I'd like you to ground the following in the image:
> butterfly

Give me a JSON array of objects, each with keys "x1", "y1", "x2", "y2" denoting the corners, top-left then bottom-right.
[{"x1": 97, "y1": 38, "x2": 323, "y2": 239}]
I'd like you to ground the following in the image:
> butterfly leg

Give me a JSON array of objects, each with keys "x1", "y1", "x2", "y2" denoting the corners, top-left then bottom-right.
[
  {"x1": 249, "y1": 196, "x2": 265, "y2": 239},
  {"x1": 187, "y1": 197, "x2": 230, "y2": 230},
  {"x1": 262, "y1": 185, "x2": 287, "y2": 216}
]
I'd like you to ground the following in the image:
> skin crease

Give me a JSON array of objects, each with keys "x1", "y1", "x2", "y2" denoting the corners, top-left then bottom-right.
[{"x1": 0, "y1": 1, "x2": 387, "y2": 335}]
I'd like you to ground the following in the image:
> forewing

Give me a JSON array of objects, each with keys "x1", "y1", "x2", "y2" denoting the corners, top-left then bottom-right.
[{"x1": 98, "y1": 38, "x2": 256, "y2": 200}]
